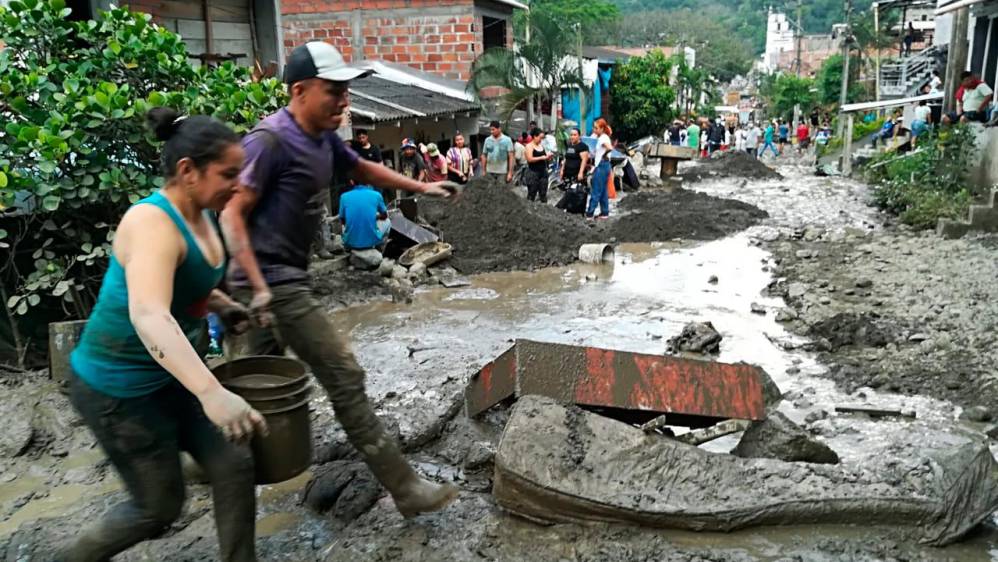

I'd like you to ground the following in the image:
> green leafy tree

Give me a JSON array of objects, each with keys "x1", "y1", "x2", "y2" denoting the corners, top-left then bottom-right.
[
  {"x1": 470, "y1": 8, "x2": 583, "y2": 129},
  {"x1": 0, "y1": 0, "x2": 286, "y2": 364},
  {"x1": 816, "y1": 54, "x2": 864, "y2": 106},
  {"x1": 609, "y1": 50, "x2": 676, "y2": 140},
  {"x1": 612, "y1": 9, "x2": 753, "y2": 83},
  {"x1": 764, "y1": 73, "x2": 818, "y2": 121},
  {"x1": 523, "y1": 0, "x2": 620, "y2": 45}
]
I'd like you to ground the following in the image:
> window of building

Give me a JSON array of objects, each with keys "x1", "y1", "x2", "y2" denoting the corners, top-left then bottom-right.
[{"x1": 482, "y1": 16, "x2": 507, "y2": 51}]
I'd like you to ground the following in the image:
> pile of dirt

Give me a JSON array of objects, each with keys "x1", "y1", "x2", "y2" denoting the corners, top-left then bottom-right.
[
  {"x1": 419, "y1": 178, "x2": 768, "y2": 274},
  {"x1": 807, "y1": 312, "x2": 904, "y2": 351},
  {"x1": 612, "y1": 191, "x2": 768, "y2": 243},
  {"x1": 679, "y1": 150, "x2": 784, "y2": 182}
]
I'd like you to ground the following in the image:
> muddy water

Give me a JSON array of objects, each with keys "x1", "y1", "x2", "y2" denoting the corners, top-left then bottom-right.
[{"x1": 326, "y1": 162, "x2": 998, "y2": 559}]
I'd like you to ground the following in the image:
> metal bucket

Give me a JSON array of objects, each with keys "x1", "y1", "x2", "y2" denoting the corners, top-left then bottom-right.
[
  {"x1": 251, "y1": 396, "x2": 313, "y2": 484},
  {"x1": 578, "y1": 244, "x2": 614, "y2": 264}
]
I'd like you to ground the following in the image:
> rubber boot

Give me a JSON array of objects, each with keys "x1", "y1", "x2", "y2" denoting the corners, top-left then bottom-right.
[{"x1": 361, "y1": 438, "x2": 459, "y2": 517}]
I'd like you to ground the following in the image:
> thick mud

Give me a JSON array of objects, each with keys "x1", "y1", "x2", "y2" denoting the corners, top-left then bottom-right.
[
  {"x1": 679, "y1": 150, "x2": 784, "y2": 182},
  {"x1": 6, "y1": 159, "x2": 998, "y2": 561},
  {"x1": 418, "y1": 177, "x2": 766, "y2": 274}
]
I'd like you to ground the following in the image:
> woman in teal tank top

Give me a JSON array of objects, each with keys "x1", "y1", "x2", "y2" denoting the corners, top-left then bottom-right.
[{"x1": 59, "y1": 108, "x2": 266, "y2": 562}]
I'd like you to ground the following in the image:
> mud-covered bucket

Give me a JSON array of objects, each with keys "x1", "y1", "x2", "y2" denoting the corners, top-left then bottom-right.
[
  {"x1": 578, "y1": 243, "x2": 614, "y2": 264},
  {"x1": 212, "y1": 356, "x2": 309, "y2": 401},
  {"x1": 251, "y1": 393, "x2": 313, "y2": 484},
  {"x1": 211, "y1": 356, "x2": 313, "y2": 484}
]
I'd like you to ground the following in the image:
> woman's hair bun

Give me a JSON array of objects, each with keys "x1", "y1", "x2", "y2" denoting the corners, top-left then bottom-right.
[{"x1": 146, "y1": 107, "x2": 183, "y2": 142}]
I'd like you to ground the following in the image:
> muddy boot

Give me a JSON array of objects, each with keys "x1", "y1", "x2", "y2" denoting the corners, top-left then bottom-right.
[{"x1": 362, "y1": 439, "x2": 459, "y2": 517}]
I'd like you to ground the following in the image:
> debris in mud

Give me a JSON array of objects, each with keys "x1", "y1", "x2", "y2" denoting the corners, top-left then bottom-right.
[
  {"x1": 301, "y1": 460, "x2": 382, "y2": 522},
  {"x1": 0, "y1": 394, "x2": 34, "y2": 458},
  {"x1": 960, "y1": 406, "x2": 993, "y2": 423},
  {"x1": 732, "y1": 411, "x2": 840, "y2": 464},
  {"x1": 834, "y1": 405, "x2": 917, "y2": 420},
  {"x1": 667, "y1": 321, "x2": 722, "y2": 354},
  {"x1": 494, "y1": 396, "x2": 998, "y2": 545},
  {"x1": 807, "y1": 312, "x2": 902, "y2": 351},
  {"x1": 679, "y1": 150, "x2": 783, "y2": 182},
  {"x1": 418, "y1": 177, "x2": 766, "y2": 274}
]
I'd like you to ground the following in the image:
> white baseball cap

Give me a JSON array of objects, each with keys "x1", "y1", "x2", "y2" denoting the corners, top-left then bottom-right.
[{"x1": 284, "y1": 42, "x2": 370, "y2": 84}]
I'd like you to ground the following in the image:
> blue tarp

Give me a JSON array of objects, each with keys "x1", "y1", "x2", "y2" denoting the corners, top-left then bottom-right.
[{"x1": 562, "y1": 67, "x2": 612, "y2": 136}]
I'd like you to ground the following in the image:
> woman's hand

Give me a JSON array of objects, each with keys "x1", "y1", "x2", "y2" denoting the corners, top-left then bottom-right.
[{"x1": 197, "y1": 385, "x2": 268, "y2": 442}]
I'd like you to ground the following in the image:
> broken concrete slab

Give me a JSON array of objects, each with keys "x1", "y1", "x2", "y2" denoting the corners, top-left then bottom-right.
[
  {"x1": 732, "y1": 411, "x2": 840, "y2": 464},
  {"x1": 465, "y1": 339, "x2": 767, "y2": 426},
  {"x1": 493, "y1": 395, "x2": 998, "y2": 545}
]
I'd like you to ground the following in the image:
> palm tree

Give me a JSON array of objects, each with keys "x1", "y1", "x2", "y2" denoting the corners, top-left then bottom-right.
[
  {"x1": 468, "y1": 9, "x2": 584, "y2": 130},
  {"x1": 672, "y1": 56, "x2": 714, "y2": 116}
]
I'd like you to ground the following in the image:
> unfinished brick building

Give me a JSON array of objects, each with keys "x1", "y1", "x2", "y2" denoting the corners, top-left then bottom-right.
[{"x1": 280, "y1": 0, "x2": 524, "y2": 81}]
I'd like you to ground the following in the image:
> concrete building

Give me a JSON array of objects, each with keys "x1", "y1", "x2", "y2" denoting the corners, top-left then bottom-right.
[
  {"x1": 774, "y1": 34, "x2": 843, "y2": 76},
  {"x1": 763, "y1": 9, "x2": 796, "y2": 73},
  {"x1": 280, "y1": 0, "x2": 525, "y2": 82}
]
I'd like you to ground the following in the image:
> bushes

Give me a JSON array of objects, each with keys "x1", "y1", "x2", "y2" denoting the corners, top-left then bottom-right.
[
  {"x1": 0, "y1": 0, "x2": 286, "y2": 364},
  {"x1": 866, "y1": 125, "x2": 979, "y2": 229}
]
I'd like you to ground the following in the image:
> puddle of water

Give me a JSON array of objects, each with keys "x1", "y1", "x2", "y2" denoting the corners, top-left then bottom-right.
[
  {"x1": 256, "y1": 511, "x2": 302, "y2": 537},
  {"x1": 0, "y1": 480, "x2": 119, "y2": 537}
]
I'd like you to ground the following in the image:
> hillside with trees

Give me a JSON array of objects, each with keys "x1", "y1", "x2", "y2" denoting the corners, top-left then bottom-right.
[{"x1": 611, "y1": 0, "x2": 875, "y2": 54}]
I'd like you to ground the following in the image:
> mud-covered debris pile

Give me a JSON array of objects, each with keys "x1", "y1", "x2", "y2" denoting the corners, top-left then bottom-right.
[
  {"x1": 680, "y1": 150, "x2": 784, "y2": 182},
  {"x1": 613, "y1": 191, "x2": 768, "y2": 244},
  {"x1": 667, "y1": 321, "x2": 722, "y2": 354},
  {"x1": 419, "y1": 177, "x2": 768, "y2": 274},
  {"x1": 420, "y1": 177, "x2": 596, "y2": 273}
]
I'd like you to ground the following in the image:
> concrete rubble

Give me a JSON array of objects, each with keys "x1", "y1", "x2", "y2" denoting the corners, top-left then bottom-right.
[{"x1": 732, "y1": 411, "x2": 840, "y2": 464}]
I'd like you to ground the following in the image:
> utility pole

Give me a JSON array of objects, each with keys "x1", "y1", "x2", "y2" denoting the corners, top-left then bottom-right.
[
  {"x1": 837, "y1": 0, "x2": 852, "y2": 137},
  {"x1": 576, "y1": 23, "x2": 586, "y2": 136},
  {"x1": 944, "y1": 7, "x2": 970, "y2": 114},
  {"x1": 795, "y1": 0, "x2": 803, "y2": 77}
]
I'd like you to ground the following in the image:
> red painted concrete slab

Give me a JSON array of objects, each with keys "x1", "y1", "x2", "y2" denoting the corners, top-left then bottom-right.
[{"x1": 465, "y1": 339, "x2": 767, "y2": 423}]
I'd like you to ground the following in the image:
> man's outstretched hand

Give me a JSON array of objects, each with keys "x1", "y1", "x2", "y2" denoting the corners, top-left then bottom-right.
[{"x1": 423, "y1": 181, "x2": 463, "y2": 199}]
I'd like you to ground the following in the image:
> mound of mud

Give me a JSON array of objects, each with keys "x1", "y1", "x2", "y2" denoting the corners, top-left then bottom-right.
[
  {"x1": 419, "y1": 178, "x2": 767, "y2": 274},
  {"x1": 808, "y1": 312, "x2": 903, "y2": 351},
  {"x1": 680, "y1": 150, "x2": 783, "y2": 182},
  {"x1": 613, "y1": 191, "x2": 768, "y2": 243}
]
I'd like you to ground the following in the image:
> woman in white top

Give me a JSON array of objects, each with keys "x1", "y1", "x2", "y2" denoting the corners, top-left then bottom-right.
[{"x1": 586, "y1": 118, "x2": 614, "y2": 219}]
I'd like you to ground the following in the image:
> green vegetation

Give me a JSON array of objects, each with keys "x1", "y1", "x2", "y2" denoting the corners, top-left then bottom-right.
[
  {"x1": 760, "y1": 73, "x2": 817, "y2": 121},
  {"x1": 470, "y1": 9, "x2": 583, "y2": 129},
  {"x1": 816, "y1": 54, "x2": 864, "y2": 106},
  {"x1": 866, "y1": 126, "x2": 980, "y2": 229},
  {"x1": 610, "y1": 0, "x2": 876, "y2": 54},
  {"x1": 611, "y1": 9, "x2": 754, "y2": 83},
  {"x1": 0, "y1": 0, "x2": 286, "y2": 363},
  {"x1": 609, "y1": 51, "x2": 676, "y2": 140},
  {"x1": 521, "y1": 0, "x2": 620, "y2": 45}
]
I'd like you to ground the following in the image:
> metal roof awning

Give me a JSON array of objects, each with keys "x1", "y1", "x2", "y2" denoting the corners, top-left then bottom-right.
[
  {"x1": 873, "y1": 0, "x2": 937, "y2": 10},
  {"x1": 840, "y1": 91, "x2": 943, "y2": 113},
  {"x1": 349, "y1": 75, "x2": 481, "y2": 124},
  {"x1": 936, "y1": 0, "x2": 993, "y2": 15}
]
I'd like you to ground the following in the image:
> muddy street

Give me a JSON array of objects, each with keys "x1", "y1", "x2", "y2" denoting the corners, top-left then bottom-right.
[{"x1": 5, "y1": 158, "x2": 998, "y2": 561}]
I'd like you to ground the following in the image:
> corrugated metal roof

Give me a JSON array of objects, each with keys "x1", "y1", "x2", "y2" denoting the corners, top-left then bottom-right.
[{"x1": 349, "y1": 75, "x2": 481, "y2": 123}]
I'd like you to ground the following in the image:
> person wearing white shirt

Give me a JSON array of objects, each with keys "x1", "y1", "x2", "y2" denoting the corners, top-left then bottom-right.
[{"x1": 586, "y1": 118, "x2": 614, "y2": 220}]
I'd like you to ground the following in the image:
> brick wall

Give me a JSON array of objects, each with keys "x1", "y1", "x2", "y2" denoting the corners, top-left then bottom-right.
[{"x1": 282, "y1": 0, "x2": 513, "y2": 82}]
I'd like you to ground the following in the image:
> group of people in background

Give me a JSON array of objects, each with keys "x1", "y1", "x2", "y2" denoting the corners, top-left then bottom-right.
[{"x1": 666, "y1": 114, "x2": 830, "y2": 160}]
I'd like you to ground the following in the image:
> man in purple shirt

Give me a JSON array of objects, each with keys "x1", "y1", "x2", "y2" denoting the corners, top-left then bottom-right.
[{"x1": 221, "y1": 42, "x2": 457, "y2": 518}]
